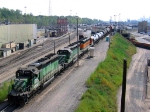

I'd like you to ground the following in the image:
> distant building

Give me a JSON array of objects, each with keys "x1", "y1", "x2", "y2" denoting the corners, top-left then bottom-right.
[
  {"x1": 0, "y1": 24, "x2": 37, "y2": 48},
  {"x1": 138, "y1": 21, "x2": 147, "y2": 33},
  {"x1": 57, "y1": 17, "x2": 68, "y2": 36}
]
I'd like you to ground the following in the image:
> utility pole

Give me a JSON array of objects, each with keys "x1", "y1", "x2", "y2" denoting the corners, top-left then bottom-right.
[
  {"x1": 114, "y1": 15, "x2": 116, "y2": 25},
  {"x1": 120, "y1": 59, "x2": 127, "y2": 112},
  {"x1": 110, "y1": 16, "x2": 112, "y2": 25},
  {"x1": 48, "y1": 0, "x2": 52, "y2": 27},
  {"x1": 77, "y1": 16, "x2": 79, "y2": 66},
  {"x1": 24, "y1": 6, "x2": 27, "y2": 24},
  {"x1": 70, "y1": 10, "x2": 72, "y2": 16},
  {"x1": 69, "y1": 34, "x2": 70, "y2": 44},
  {"x1": 54, "y1": 41, "x2": 55, "y2": 54},
  {"x1": 39, "y1": 12, "x2": 42, "y2": 28},
  {"x1": 49, "y1": 0, "x2": 50, "y2": 16},
  {"x1": 118, "y1": 14, "x2": 121, "y2": 26}
]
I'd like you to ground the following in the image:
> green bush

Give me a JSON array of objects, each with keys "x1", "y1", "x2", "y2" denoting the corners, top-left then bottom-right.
[
  {"x1": 75, "y1": 33, "x2": 136, "y2": 112},
  {"x1": 0, "y1": 80, "x2": 13, "y2": 103}
]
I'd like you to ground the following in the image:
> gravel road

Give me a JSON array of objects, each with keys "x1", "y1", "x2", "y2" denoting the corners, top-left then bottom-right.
[
  {"x1": 117, "y1": 31, "x2": 150, "y2": 112},
  {"x1": 15, "y1": 38, "x2": 109, "y2": 112}
]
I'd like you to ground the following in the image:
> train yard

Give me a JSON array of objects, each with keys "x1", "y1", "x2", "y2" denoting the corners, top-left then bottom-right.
[
  {"x1": 1, "y1": 27, "x2": 150, "y2": 112},
  {"x1": 0, "y1": 31, "x2": 77, "y2": 111},
  {"x1": 3, "y1": 27, "x2": 150, "y2": 112},
  {"x1": 13, "y1": 32, "x2": 110, "y2": 112},
  {"x1": 7, "y1": 26, "x2": 111, "y2": 106},
  {"x1": 0, "y1": 31, "x2": 76, "y2": 84},
  {"x1": 0, "y1": 26, "x2": 112, "y2": 111}
]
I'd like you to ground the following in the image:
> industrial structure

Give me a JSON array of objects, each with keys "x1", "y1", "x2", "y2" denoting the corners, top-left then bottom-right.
[
  {"x1": 56, "y1": 17, "x2": 68, "y2": 36},
  {"x1": 0, "y1": 24, "x2": 37, "y2": 57},
  {"x1": 138, "y1": 21, "x2": 147, "y2": 33}
]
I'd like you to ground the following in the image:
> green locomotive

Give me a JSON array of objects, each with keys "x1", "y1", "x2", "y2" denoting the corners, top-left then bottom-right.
[
  {"x1": 57, "y1": 41, "x2": 80, "y2": 65},
  {"x1": 8, "y1": 53, "x2": 63, "y2": 106}
]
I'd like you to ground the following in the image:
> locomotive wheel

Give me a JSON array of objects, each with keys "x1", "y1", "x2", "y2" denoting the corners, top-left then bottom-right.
[
  {"x1": 8, "y1": 95, "x2": 15, "y2": 104},
  {"x1": 25, "y1": 95, "x2": 28, "y2": 103},
  {"x1": 19, "y1": 97, "x2": 25, "y2": 107}
]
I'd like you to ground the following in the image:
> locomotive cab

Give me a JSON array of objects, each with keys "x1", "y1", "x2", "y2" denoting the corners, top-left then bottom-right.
[
  {"x1": 15, "y1": 68, "x2": 39, "y2": 90},
  {"x1": 57, "y1": 49, "x2": 71, "y2": 63},
  {"x1": 8, "y1": 67, "x2": 40, "y2": 106}
]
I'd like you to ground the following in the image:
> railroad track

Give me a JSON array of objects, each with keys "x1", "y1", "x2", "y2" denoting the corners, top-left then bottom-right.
[
  {"x1": 0, "y1": 32, "x2": 73, "y2": 66},
  {"x1": 0, "y1": 101, "x2": 18, "y2": 112},
  {"x1": 0, "y1": 103, "x2": 19, "y2": 112},
  {"x1": 0, "y1": 35, "x2": 65, "y2": 67},
  {"x1": 0, "y1": 32, "x2": 76, "y2": 81}
]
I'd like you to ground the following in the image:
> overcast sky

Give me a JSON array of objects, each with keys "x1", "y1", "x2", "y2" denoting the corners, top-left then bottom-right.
[{"x1": 0, "y1": 0, "x2": 149, "y2": 21}]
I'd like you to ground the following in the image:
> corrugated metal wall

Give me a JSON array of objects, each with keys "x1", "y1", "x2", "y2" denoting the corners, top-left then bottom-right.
[{"x1": 0, "y1": 24, "x2": 37, "y2": 48}]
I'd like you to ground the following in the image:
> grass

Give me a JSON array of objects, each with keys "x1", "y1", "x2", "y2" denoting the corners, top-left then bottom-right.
[
  {"x1": 0, "y1": 80, "x2": 13, "y2": 103},
  {"x1": 75, "y1": 33, "x2": 136, "y2": 112}
]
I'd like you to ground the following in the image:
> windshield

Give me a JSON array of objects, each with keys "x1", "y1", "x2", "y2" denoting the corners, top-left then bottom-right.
[{"x1": 16, "y1": 70, "x2": 32, "y2": 78}]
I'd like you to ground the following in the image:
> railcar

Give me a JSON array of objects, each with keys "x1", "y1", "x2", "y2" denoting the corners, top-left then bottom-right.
[
  {"x1": 57, "y1": 37, "x2": 92, "y2": 66},
  {"x1": 90, "y1": 26, "x2": 112, "y2": 44},
  {"x1": 79, "y1": 37, "x2": 91, "y2": 52},
  {"x1": 57, "y1": 41, "x2": 80, "y2": 66}
]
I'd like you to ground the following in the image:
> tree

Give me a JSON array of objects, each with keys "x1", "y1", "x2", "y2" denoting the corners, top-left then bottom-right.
[{"x1": 0, "y1": 7, "x2": 103, "y2": 26}]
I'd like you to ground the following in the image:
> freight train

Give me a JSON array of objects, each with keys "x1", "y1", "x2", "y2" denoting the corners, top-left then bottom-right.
[
  {"x1": 7, "y1": 26, "x2": 112, "y2": 106},
  {"x1": 91, "y1": 27, "x2": 111, "y2": 43}
]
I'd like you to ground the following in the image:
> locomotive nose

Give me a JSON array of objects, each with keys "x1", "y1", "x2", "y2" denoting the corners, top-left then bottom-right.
[{"x1": 8, "y1": 94, "x2": 25, "y2": 106}]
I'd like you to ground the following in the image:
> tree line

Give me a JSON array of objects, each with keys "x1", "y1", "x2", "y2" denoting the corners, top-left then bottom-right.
[{"x1": 0, "y1": 8, "x2": 102, "y2": 28}]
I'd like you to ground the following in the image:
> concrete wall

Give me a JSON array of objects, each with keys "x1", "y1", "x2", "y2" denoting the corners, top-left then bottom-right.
[{"x1": 0, "y1": 24, "x2": 37, "y2": 48}]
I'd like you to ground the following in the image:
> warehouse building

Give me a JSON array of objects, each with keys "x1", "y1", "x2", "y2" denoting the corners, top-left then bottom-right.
[
  {"x1": 0, "y1": 24, "x2": 37, "y2": 57},
  {"x1": 0, "y1": 24, "x2": 37, "y2": 48},
  {"x1": 138, "y1": 21, "x2": 147, "y2": 33}
]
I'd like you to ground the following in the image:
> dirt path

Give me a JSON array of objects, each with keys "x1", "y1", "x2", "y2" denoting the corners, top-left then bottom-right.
[
  {"x1": 15, "y1": 38, "x2": 109, "y2": 112},
  {"x1": 125, "y1": 48, "x2": 148, "y2": 112},
  {"x1": 117, "y1": 47, "x2": 150, "y2": 112}
]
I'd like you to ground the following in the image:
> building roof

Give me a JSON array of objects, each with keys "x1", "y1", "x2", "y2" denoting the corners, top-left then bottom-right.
[{"x1": 0, "y1": 48, "x2": 12, "y2": 51}]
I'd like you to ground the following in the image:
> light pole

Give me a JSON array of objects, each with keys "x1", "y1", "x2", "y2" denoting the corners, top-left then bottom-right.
[
  {"x1": 24, "y1": 6, "x2": 27, "y2": 24},
  {"x1": 114, "y1": 15, "x2": 116, "y2": 25},
  {"x1": 70, "y1": 10, "x2": 72, "y2": 16},
  {"x1": 110, "y1": 16, "x2": 112, "y2": 25},
  {"x1": 76, "y1": 16, "x2": 79, "y2": 66},
  {"x1": 39, "y1": 12, "x2": 42, "y2": 28},
  {"x1": 118, "y1": 14, "x2": 120, "y2": 25}
]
